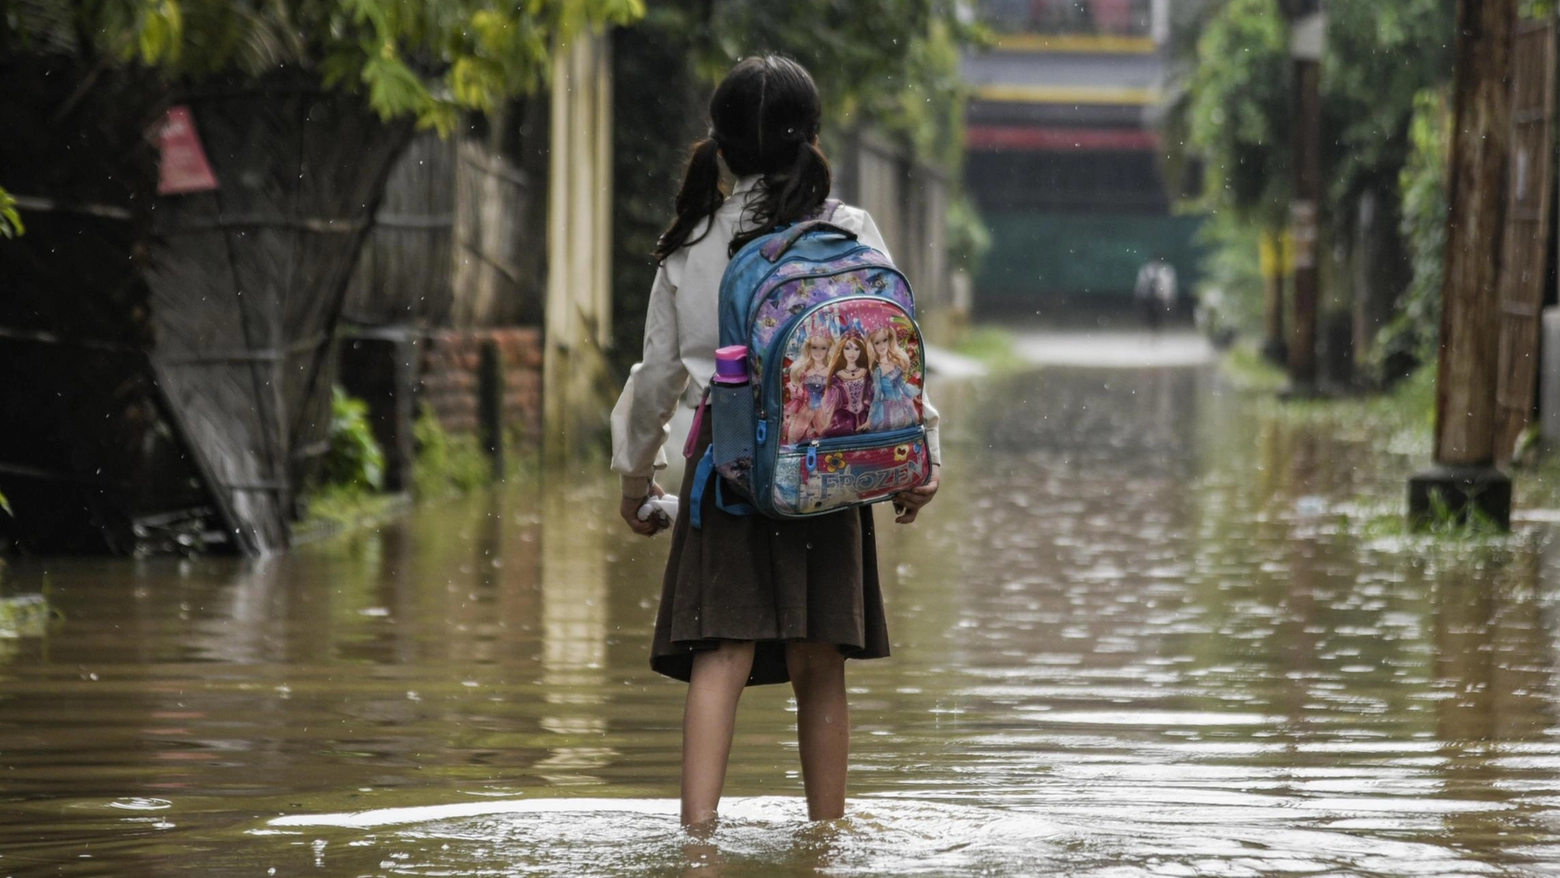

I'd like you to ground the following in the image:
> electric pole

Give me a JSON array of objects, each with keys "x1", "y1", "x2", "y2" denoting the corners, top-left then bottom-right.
[{"x1": 1283, "y1": 0, "x2": 1323, "y2": 394}]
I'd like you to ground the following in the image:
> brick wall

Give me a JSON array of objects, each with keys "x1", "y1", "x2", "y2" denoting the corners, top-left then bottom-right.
[{"x1": 417, "y1": 327, "x2": 544, "y2": 447}]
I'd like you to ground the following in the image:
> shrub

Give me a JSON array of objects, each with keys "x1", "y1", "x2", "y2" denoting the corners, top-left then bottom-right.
[{"x1": 321, "y1": 386, "x2": 385, "y2": 492}]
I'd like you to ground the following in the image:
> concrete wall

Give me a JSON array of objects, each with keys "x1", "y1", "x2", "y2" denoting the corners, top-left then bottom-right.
[
  {"x1": 543, "y1": 32, "x2": 617, "y2": 462},
  {"x1": 836, "y1": 132, "x2": 961, "y2": 343}
]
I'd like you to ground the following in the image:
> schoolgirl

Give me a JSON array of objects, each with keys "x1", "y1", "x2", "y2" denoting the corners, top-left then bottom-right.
[{"x1": 609, "y1": 55, "x2": 942, "y2": 826}]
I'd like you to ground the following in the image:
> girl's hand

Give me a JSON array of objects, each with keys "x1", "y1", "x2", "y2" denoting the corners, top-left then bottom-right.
[
  {"x1": 620, "y1": 481, "x2": 668, "y2": 536},
  {"x1": 892, "y1": 464, "x2": 939, "y2": 524}
]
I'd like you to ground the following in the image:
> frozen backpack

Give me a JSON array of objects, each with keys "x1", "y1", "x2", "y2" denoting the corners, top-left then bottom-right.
[{"x1": 689, "y1": 202, "x2": 932, "y2": 526}]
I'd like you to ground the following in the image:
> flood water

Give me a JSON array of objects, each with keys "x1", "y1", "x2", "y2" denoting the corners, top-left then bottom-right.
[{"x1": 5, "y1": 335, "x2": 1560, "y2": 877}]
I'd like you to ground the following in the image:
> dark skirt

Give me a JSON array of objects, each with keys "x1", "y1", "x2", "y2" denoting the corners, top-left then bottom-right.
[{"x1": 650, "y1": 412, "x2": 891, "y2": 686}]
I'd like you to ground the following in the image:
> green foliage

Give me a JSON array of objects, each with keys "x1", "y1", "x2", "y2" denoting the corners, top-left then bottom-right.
[
  {"x1": 0, "y1": 188, "x2": 22, "y2": 239},
  {"x1": 1182, "y1": 0, "x2": 1292, "y2": 224},
  {"x1": 1191, "y1": 208, "x2": 1266, "y2": 338},
  {"x1": 4, "y1": 0, "x2": 645, "y2": 134},
  {"x1": 952, "y1": 326, "x2": 1022, "y2": 374},
  {"x1": 1218, "y1": 340, "x2": 1289, "y2": 393},
  {"x1": 1179, "y1": 0, "x2": 1454, "y2": 225},
  {"x1": 1173, "y1": 0, "x2": 1455, "y2": 357},
  {"x1": 299, "y1": 486, "x2": 405, "y2": 535},
  {"x1": 0, "y1": 594, "x2": 50, "y2": 638},
  {"x1": 1374, "y1": 89, "x2": 1449, "y2": 375},
  {"x1": 694, "y1": 1, "x2": 982, "y2": 165},
  {"x1": 411, "y1": 403, "x2": 490, "y2": 497},
  {"x1": 1417, "y1": 488, "x2": 1506, "y2": 539},
  {"x1": 945, "y1": 191, "x2": 992, "y2": 274},
  {"x1": 322, "y1": 386, "x2": 385, "y2": 492},
  {"x1": 1320, "y1": 0, "x2": 1455, "y2": 217}
]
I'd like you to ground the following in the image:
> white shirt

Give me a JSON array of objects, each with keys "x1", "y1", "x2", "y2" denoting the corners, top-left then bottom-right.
[{"x1": 610, "y1": 174, "x2": 942, "y2": 498}]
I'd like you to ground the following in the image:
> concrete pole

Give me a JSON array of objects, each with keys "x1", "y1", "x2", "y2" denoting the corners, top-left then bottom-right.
[
  {"x1": 1286, "y1": 6, "x2": 1324, "y2": 394},
  {"x1": 1407, "y1": 0, "x2": 1516, "y2": 530}
]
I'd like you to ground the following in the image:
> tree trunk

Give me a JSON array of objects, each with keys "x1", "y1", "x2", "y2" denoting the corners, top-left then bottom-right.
[{"x1": 1434, "y1": 0, "x2": 1515, "y2": 466}]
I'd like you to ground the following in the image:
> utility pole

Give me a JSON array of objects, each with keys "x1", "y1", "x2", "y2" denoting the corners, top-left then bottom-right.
[
  {"x1": 1407, "y1": 0, "x2": 1516, "y2": 529},
  {"x1": 1284, "y1": 0, "x2": 1324, "y2": 394}
]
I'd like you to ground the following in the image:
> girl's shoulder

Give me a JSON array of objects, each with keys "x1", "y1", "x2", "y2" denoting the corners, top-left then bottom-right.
[
  {"x1": 829, "y1": 203, "x2": 870, "y2": 234},
  {"x1": 660, "y1": 216, "x2": 708, "y2": 289},
  {"x1": 827, "y1": 204, "x2": 891, "y2": 261}
]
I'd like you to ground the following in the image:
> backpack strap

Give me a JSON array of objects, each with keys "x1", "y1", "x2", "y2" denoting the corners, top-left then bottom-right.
[
  {"x1": 688, "y1": 448, "x2": 714, "y2": 529},
  {"x1": 757, "y1": 199, "x2": 852, "y2": 262},
  {"x1": 686, "y1": 446, "x2": 757, "y2": 530},
  {"x1": 760, "y1": 218, "x2": 858, "y2": 262}
]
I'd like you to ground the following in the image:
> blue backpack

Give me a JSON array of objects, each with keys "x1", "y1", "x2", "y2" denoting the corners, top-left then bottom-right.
[{"x1": 690, "y1": 204, "x2": 932, "y2": 526}]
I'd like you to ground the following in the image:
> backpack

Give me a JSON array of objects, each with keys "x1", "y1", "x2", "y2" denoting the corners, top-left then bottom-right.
[{"x1": 690, "y1": 204, "x2": 932, "y2": 525}]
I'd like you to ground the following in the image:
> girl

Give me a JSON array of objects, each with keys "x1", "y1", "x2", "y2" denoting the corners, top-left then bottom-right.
[
  {"x1": 609, "y1": 55, "x2": 942, "y2": 826},
  {"x1": 784, "y1": 328, "x2": 834, "y2": 445},
  {"x1": 867, "y1": 325, "x2": 919, "y2": 432},
  {"x1": 821, "y1": 330, "x2": 876, "y2": 437}
]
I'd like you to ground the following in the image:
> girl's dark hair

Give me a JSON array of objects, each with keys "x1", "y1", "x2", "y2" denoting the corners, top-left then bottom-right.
[{"x1": 654, "y1": 55, "x2": 833, "y2": 262}]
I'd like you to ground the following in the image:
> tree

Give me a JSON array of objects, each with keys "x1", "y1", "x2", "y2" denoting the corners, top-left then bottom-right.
[
  {"x1": 1171, "y1": 0, "x2": 1455, "y2": 373},
  {"x1": 1, "y1": 0, "x2": 644, "y2": 134}
]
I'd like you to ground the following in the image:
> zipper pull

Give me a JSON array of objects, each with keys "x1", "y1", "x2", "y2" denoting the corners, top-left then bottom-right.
[
  {"x1": 756, "y1": 419, "x2": 767, "y2": 444},
  {"x1": 806, "y1": 441, "x2": 819, "y2": 472}
]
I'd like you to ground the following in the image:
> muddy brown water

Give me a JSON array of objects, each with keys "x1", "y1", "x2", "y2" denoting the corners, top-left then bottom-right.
[{"x1": 3, "y1": 359, "x2": 1560, "y2": 876}]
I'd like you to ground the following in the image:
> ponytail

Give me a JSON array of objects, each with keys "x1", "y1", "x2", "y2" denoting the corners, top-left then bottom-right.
[
  {"x1": 729, "y1": 136, "x2": 832, "y2": 256},
  {"x1": 654, "y1": 137, "x2": 725, "y2": 263}
]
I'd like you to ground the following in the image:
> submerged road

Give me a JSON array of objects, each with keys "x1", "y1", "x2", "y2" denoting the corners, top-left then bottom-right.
[{"x1": 1, "y1": 331, "x2": 1558, "y2": 876}]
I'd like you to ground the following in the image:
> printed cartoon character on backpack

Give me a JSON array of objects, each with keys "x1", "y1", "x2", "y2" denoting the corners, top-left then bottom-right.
[
  {"x1": 782, "y1": 323, "x2": 834, "y2": 445},
  {"x1": 867, "y1": 323, "x2": 920, "y2": 432},
  {"x1": 821, "y1": 329, "x2": 875, "y2": 437}
]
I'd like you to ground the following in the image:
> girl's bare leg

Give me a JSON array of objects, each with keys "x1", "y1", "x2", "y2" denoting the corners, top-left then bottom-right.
[
  {"x1": 682, "y1": 640, "x2": 756, "y2": 825},
  {"x1": 786, "y1": 642, "x2": 849, "y2": 820}
]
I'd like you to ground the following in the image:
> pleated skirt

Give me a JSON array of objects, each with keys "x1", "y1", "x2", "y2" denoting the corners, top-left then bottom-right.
[{"x1": 649, "y1": 414, "x2": 891, "y2": 686}]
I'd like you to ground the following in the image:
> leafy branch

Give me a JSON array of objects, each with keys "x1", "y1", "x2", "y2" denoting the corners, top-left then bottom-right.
[
  {"x1": 5, "y1": 0, "x2": 646, "y2": 134},
  {"x1": 0, "y1": 188, "x2": 23, "y2": 238}
]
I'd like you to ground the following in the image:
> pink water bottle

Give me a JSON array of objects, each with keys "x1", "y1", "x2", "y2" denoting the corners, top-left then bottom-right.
[{"x1": 714, "y1": 345, "x2": 749, "y2": 385}]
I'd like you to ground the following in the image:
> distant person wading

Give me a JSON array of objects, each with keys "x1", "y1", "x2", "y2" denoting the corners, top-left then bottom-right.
[{"x1": 1134, "y1": 255, "x2": 1178, "y2": 331}]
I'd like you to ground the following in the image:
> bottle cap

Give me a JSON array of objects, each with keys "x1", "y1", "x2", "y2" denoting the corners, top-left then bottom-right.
[{"x1": 714, "y1": 345, "x2": 748, "y2": 383}]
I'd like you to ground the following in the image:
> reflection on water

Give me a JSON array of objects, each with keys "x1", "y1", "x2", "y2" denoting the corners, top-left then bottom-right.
[{"x1": 3, "y1": 355, "x2": 1560, "y2": 876}]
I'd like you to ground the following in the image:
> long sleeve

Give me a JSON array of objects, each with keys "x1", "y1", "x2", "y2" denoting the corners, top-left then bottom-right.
[
  {"x1": 611, "y1": 265, "x2": 690, "y2": 498},
  {"x1": 921, "y1": 385, "x2": 942, "y2": 467}
]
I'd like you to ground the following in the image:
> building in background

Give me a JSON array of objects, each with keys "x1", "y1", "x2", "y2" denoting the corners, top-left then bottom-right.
[{"x1": 965, "y1": 0, "x2": 1200, "y2": 319}]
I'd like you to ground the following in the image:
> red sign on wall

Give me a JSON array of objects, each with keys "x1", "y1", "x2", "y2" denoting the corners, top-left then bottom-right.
[{"x1": 157, "y1": 105, "x2": 219, "y2": 195}]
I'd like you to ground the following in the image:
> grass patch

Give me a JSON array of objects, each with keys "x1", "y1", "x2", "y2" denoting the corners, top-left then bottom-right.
[
  {"x1": 1514, "y1": 437, "x2": 1560, "y2": 510},
  {"x1": 1238, "y1": 360, "x2": 1437, "y2": 458},
  {"x1": 952, "y1": 325, "x2": 1025, "y2": 373},
  {"x1": 412, "y1": 404, "x2": 495, "y2": 499},
  {"x1": 296, "y1": 487, "x2": 410, "y2": 541},
  {"x1": 1217, "y1": 341, "x2": 1288, "y2": 393}
]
